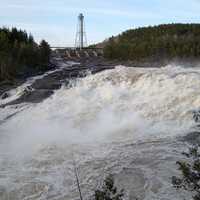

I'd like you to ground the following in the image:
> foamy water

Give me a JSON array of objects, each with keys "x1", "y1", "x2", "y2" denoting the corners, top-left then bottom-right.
[
  {"x1": 0, "y1": 60, "x2": 76, "y2": 106},
  {"x1": 0, "y1": 64, "x2": 199, "y2": 199}
]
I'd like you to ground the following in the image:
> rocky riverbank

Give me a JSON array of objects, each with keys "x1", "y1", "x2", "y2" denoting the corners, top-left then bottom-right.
[
  {"x1": 0, "y1": 62, "x2": 56, "y2": 97},
  {"x1": 2, "y1": 56, "x2": 200, "y2": 108},
  {"x1": 0, "y1": 57, "x2": 115, "y2": 107}
]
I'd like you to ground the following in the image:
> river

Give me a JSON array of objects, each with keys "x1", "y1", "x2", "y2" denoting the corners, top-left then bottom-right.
[{"x1": 0, "y1": 63, "x2": 199, "y2": 200}]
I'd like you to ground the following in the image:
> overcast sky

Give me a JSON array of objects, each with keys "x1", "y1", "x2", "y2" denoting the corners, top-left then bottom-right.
[{"x1": 1, "y1": 0, "x2": 200, "y2": 46}]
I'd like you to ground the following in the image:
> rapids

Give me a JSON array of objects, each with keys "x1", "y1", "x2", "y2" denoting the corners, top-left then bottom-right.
[{"x1": 0, "y1": 63, "x2": 200, "y2": 199}]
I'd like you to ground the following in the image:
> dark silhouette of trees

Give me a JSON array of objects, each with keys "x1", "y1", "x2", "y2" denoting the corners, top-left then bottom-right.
[
  {"x1": 172, "y1": 145, "x2": 200, "y2": 200},
  {"x1": 39, "y1": 40, "x2": 51, "y2": 64},
  {"x1": 0, "y1": 27, "x2": 51, "y2": 82},
  {"x1": 94, "y1": 175, "x2": 124, "y2": 200},
  {"x1": 104, "y1": 24, "x2": 200, "y2": 61},
  {"x1": 172, "y1": 110, "x2": 200, "y2": 200}
]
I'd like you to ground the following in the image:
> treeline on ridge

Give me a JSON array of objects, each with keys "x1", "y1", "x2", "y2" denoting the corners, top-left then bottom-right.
[
  {"x1": 104, "y1": 23, "x2": 200, "y2": 61},
  {"x1": 0, "y1": 27, "x2": 51, "y2": 82}
]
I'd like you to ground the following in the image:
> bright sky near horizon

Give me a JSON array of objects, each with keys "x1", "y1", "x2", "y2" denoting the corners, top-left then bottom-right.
[{"x1": 1, "y1": 0, "x2": 200, "y2": 46}]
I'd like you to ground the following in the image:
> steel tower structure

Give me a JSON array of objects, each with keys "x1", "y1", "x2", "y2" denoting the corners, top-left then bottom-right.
[{"x1": 75, "y1": 13, "x2": 87, "y2": 49}]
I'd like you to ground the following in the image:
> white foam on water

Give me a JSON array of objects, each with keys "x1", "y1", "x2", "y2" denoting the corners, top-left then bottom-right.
[
  {"x1": 0, "y1": 64, "x2": 200, "y2": 199},
  {"x1": 0, "y1": 60, "x2": 76, "y2": 106}
]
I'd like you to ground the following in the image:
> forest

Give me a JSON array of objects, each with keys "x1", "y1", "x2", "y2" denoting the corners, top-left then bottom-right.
[
  {"x1": 0, "y1": 27, "x2": 51, "y2": 82},
  {"x1": 104, "y1": 23, "x2": 200, "y2": 61}
]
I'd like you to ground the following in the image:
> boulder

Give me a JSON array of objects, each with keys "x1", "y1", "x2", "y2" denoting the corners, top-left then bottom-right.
[
  {"x1": 3, "y1": 89, "x2": 54, "y2": 106},
  {"x1": 32, "y1": 77, "x2": 61, "y2": 90},
  {"x1": 1, "y1": 92, "x2": 9, "y2": 99}
]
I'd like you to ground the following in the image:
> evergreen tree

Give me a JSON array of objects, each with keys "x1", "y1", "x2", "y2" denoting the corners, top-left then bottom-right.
[
  {"x1": 94, "y1": 175, "x2": 124, "y2": 200},
  {"x1": 39, "y1": 40, "x2": 51, "y2": 64},
  {"x1": 0, "y1": 27, "x2": 51, "y2": 81},
  {"x1": 172, "y1": 111, "x2": 200, "y2": 200},
  {"x1": 104, "y1": 24, "x2": 200, "y2": 61}
]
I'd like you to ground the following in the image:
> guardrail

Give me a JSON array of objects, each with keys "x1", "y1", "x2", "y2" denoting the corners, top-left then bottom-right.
[{"x1": 50, "y1": 47, "x2": 103, "y2": 50}]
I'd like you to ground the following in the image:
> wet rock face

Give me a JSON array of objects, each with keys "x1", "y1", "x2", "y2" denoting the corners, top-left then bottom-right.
[
  {"x1": 0, "y1": 58, "x2": 115, "y2": 107},
  {"x1": 21, "y1": 90, "x2": 54, "y2": 103},
  {"x1": 5, "y1": 89, "x2": 54, "y2": 105},
  {"x1": 182, "y1": 131, "x2": 200, "y2": 145},
  {"x1": 1, "y1": 92, "x2": 9, "y2": 100},
  {"x1": 32, "y1": 77, "x2": 62, "y2": 90}
]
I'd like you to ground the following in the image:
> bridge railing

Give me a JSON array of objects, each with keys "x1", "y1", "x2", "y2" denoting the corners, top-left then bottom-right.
[
  {"x1": 50, "y1": 47, "x2": 103, "y2": 50},
  {"x1": 51, "y1": 47, "x2": 104, "y2": 58}
]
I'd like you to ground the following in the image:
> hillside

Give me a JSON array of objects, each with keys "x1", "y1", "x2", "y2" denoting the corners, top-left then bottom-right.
[
  {"x1": 104, "y1": 24, "x2": 200, "y2": 61},
  {"x1": 0, "y1": 27, "x2": 51, "y2": 82}
]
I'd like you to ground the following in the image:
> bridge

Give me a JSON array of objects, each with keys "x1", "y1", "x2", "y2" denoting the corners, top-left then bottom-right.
[
  {"x1": 51, "y1": 14, "x2": 103, "y2": 59},
  {"x1": 51, "y1": 47, "x2": 103, "y2": 59}
]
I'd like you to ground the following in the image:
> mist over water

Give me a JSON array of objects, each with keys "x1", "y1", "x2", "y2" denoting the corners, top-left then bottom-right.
[{"x1": 0, "y1": 64, "x2": 200, "y2": 199}]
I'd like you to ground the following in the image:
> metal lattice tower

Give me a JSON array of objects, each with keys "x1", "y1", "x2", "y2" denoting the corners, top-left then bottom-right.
[{"x1": 75, "y1": 13, "x2": 87, "y2": 49}]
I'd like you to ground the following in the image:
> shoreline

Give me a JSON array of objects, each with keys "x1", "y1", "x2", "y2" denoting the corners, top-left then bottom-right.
[
  {"x1": 0, "y1": 62, "x2": 57, "y2": 97},
  {"x1": 1, "y1": 56, "x2": 200, "y2": 107},
  {"x1": 0, "y1": 57, "x2": 115, "y2": 107}
]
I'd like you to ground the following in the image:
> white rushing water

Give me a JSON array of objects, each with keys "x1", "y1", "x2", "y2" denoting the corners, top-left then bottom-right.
[
  {"x1": 0, "y1": 64, "x2": 200, "y2": 200},
  {"x1": 0, "y1": 60, "x2": 77, "y2": 106}
]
